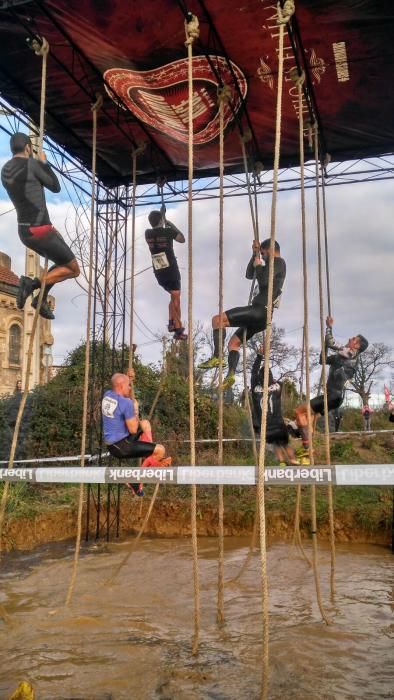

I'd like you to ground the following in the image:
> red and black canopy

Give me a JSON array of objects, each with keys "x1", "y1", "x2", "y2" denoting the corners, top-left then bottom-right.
[{"x1": 0, "y1": 0, "x2": 393, "y2": 186}]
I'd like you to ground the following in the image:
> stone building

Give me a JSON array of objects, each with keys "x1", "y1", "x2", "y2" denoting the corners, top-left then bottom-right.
[{"x1": 0, "y1": 251, "x2": 54, "y2": 396}]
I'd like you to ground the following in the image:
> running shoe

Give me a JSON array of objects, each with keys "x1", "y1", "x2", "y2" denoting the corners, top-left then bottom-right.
[
  {"x1": 168, "y1": 320, "x2": 176, "y2": 333},
  {"x1": 297, "y1": 449, "x2": 311, "y2": 466},
  {"x1": 221, "y1": 373, "x2": 235, "y2": 390},
  {"x1": 174, "y1": 327, "x2": 188, "y2": 341},
  {"x1": 31, "y1": 295, "x2": 55, "y2": 320},
  {"x1": 16, "y1": 275, "x2": 36, "y2": 310},
  {"x1": 198, "y1": 356, "x2": 227, "y2": 370}
]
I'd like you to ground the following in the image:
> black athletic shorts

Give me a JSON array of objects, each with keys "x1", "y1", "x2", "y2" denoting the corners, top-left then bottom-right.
[
  {"x1": 226, "y1": 304, "x2": 267, "y2": 342},
  {"x1": 389, "y1": 412, "x2": 394, "y2": 423},
  {"x1": 107, "y1": 434, "x2": 156, "y2": 460},
  {"x1": 18, "y1": 224, "x2": 75, "y2": 267},
  {"x1": 155, "y1": 266, "x2": 181, "y2": 293},
  {"x1": 254, "y1": 422, "x2": 289, "y2": 446},
  {"x1": 310, "y1": 393, "x2": 343, "y2": 416}
]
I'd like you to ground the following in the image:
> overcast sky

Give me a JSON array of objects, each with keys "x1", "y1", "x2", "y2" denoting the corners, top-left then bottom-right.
[{"x1": 0, "y1": 125, "x2": 393, "y2": 398}]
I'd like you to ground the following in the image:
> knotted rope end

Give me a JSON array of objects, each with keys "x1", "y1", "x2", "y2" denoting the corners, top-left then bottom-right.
[{"x1": 185, "y1": 13, "x2": 200, "y2": 46}]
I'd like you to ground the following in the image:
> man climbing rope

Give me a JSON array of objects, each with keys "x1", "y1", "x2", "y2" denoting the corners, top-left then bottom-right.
[
  {"x1": 145, "y1": 206, "x2": 187, "y2": 340},
  {"x1": 251, "y1": 346, "x2": 298, "y2": 465},
  {"x1": 199, "y1": 239, "x2": 286, "y2": 388},
  {"x1": 294, "y1": 316, "x2": 368, "y2": 456},
  {"x1": 1, "y1": 133, "x2": 80, "y2": 319},
  {"x1": 102, "y1": 372, "x2": 168, "y2": 496}
]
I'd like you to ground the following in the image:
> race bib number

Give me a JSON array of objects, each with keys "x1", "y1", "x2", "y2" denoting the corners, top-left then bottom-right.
[
  {"x1": 152, "y1": 252, "x2": 170, "y2": 270},
  {"x1": 102, "y1": 396, "x2": 118, "y2": 418}
]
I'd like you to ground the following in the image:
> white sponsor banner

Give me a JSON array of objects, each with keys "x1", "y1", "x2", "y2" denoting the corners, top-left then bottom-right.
[
  {"x1": 336, "y1": 464, "x2": 394, "y2": 485},
  {"x1": 177, "y1": 466, "x2": 255, "y2": 485},
  {"x1": 0, "y1": 465, "x2": 393, "y2": 486},
  {"x1": 35, "y1": 467, "x2": 105, "y2": 483},
  {"x1": 264, "y1": 467, "x2": 332, "y2": 484},
  {"x1": 107, "y1": 467, "x2": 175, "y2": 483},
  {"x1": 0, "y1": 468, "x2": 34, "y2": 481}
]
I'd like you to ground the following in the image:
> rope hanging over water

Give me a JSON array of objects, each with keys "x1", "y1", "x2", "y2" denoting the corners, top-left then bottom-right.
[
  {"x1": 103, "y1": 339, "x2": 170, "y2": 587},
  {"x1": 230, "y1": 134, "x2": 263, "y2": 584},
  {"x1": 293, "y1": 70, "x2": 330, "y2": 624},
  {"x1": 129, "y1": 142, "x2": 146, "y2": 374},
  {"x1": 257, "y1": 2, "x2": 296, "y2": 695},
  {"x1": 216, "y1": 85, "x2": 231, "y2": 624},
  {"x1": 288, "y1": 69, "x2": 311, "y2": 567},
  {"x1": 184, "y1": 11, "x2": 201, "y2": 656},
  {"x1": 65, "y1": 93, "x2": 102, "y2": 606},
  {"x1": 313, "y1": 122, "x2": 336, "y2": 598},
  {"x1": 0, "y1": 37, "x2": 50, "y2": 557}
]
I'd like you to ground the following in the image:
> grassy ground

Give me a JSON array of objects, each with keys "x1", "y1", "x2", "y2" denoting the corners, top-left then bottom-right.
[{"x1": 1, "y1": 482, "x2": 80, "y2": 520}]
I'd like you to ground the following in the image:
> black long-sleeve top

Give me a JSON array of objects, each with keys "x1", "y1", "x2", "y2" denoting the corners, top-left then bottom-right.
[
  {"x1": 245, "y1": 255, "x2": 286, "y2": 308},
  {"x1": 321, "y1": 327, "x2": 358, "y2": 398},
  {"x1": 251, "y1": 354, "x2": 283, "y2": 430},
  {"x1": 1, "y1": 156, "x2": 60, "y2": 226}
]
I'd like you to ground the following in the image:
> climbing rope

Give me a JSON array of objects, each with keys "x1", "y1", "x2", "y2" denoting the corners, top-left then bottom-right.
[
  {"x1": 103, "y1": 340, "x2": 170, "y2": 586},
  {"x1": 257, "y1": 3, "x2": 296, "y2": 695},
  {"x1": 216, "y1": 84, "x2": 231, "y2": 624},
  {"x1": 240, "y1": 131, "x2": 259, "y2": 242},
  {"x1": 292, "y1": 481, "x2": 311, "y2": 566},
  {"x1": 313, "y1": 123, "x2": 336, "y2": 597},
  {"x1": 228, "y1": 332, "x2": 260, "y2": 585},
  {"x1": 185, "y1": 11, "x2": 200, "y2": 655},
  {"x1": 65, "y1": 94, "x2": 102, "y2": 606},
  {"x1": 286, "y1": 71, "x2": 311, "y2": 568},
  {"x1": 230, "y1": 133, "x2": 263, "y2": 584},
  {"x1": 293, "y1": 69, "x2": 329, "y2": 624},
  {"x1": 129, "y1": 142, "x2": 146, "y2": 375},
  {"x1": 320, "y1": 161, "x2": 332, "y2": 318},
  {"x1": 30, "y1": 35, "x2": 49, "y2": 151},
  {"x1": 0, "y1": 260, "x2": 48, "y2": 556},
  {"x1": 0, "y1": 37, "x2": 50, "y2": 557}
]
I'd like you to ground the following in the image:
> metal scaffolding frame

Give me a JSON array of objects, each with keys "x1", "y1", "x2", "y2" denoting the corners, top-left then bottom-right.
[{"x1": 85, "y1": 184, "x2": 131, "y2": 541}]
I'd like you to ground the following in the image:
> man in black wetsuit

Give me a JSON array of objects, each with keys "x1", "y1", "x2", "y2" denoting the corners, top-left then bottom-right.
[
  {"x1": 1, "y1": 132, "x2": 79, "y2": 320},
  {"x1": 295, "y1": 316, "x2": 368, "y2": 452},
  {"x1": 199, "y1": 239, "x2": 286, "y2": 388},
  {"x1": 145, "y1": 207, "x2": 186, "y2": 340},
  {"x1": 251, "y1": 347, "x2": 298, "y2": 465}
]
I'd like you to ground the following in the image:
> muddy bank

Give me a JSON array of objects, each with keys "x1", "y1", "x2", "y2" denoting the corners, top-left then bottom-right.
[{"x1": 2, "y1": 496, "x2": 391, "y2": 553}]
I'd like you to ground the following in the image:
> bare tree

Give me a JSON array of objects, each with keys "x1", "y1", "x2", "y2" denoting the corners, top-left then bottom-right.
[
  {"x1": 246, "y1": 325, "x2": 303, "y2": 382},
  {"x1": 348, "y1": 343, "x2": 394, "y2": 404}
]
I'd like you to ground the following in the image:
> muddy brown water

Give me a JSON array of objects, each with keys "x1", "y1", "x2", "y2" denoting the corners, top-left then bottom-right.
[{"x1": 0, "y1": 537, "x2": 393, "y2": 699}]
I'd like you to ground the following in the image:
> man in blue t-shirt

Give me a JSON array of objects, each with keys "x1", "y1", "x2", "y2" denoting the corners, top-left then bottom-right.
[{"x1": 102, "y1": 373, "x2": 167, "y2": 492}]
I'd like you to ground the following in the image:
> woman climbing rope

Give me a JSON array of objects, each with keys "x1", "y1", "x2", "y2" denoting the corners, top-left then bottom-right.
[{"x1": 145, "y1": 206, "x2": 187, "y2": 340}]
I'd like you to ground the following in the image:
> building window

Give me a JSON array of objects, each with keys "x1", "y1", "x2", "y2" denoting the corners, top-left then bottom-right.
[{"x1": 9, "y1": 324, "x2": 21, "y2": 365}]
